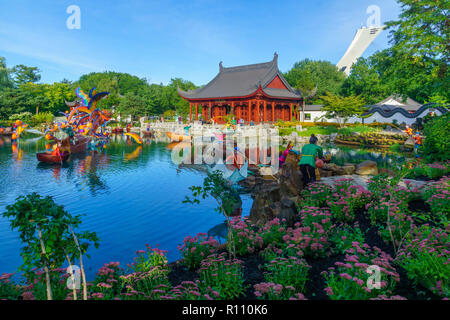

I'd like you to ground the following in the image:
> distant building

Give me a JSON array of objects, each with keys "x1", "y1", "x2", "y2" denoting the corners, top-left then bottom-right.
[
  {"x1": 351, "y1": 96, "x2": 447, "y2": 125},
  {"x1": 303, "y1": 105, "x2": 327, "y2": 122},
  {"x1": 373, "y1": 95, "x2": 422, "y2": 113},
  {"x1": 337, "y1": 26, "x2": 384, "y2": 76},
  {"x1": 178, "y1": 53, "x2": 302, "y2": 124}
]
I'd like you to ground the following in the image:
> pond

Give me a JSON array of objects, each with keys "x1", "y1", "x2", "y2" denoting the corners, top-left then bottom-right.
[
  {"x1": 0, "y1": 134, "x2": 411, "y2": 280},
  {"x1": 0, "y1": 134, "x2": 253, "y2": 279}
]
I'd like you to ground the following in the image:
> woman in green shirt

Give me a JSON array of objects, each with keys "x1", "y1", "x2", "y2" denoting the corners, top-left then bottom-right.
[{"x1": 299, "y1": 134, "x2": 323, "y2": 186}]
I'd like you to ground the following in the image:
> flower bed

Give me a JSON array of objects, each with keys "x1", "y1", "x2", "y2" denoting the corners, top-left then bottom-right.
[{"x1": 1, "y1": 175, "x2": 449, "y2": 300}]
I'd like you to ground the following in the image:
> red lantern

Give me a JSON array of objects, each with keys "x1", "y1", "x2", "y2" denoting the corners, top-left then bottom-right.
[{"x1": 315, "y1": 158, "x2": 324, "y2": 168}]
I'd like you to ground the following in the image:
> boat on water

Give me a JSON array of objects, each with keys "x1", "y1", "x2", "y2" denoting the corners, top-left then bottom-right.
[
  {"x1": 166, "y1": 132, "x2": 191, "y2": 142},
  {"x1": 0, "y1": 127, "x2": 13, "y2": 136},
  {"x1": 111, "y1": 127, "x2": 124, "y2": 134},
  {"x1": 36, "y1": 151, "x2": 70, "y2": 163},
  {"x1": 70, "y1": 135, "x2": 90, "y2": 153}
]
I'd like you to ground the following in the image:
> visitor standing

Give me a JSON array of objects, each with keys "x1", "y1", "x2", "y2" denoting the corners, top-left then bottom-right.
[{"x1": 299, "y1": 134, "x2": 323, "y2": 186}]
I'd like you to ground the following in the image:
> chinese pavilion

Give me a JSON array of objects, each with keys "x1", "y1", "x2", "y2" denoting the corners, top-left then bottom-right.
[{"x1": 178, "y1": 53, "x2": 302, "y2": 124}]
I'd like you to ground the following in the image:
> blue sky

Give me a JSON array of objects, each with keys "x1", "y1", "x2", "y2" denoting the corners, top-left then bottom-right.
[{"x1": 0, "y1": 0, "x2": 401, "y2": 86}]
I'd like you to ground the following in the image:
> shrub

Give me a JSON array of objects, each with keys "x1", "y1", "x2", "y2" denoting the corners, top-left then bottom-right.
[
  {"x1": 397, "y1": 226, "x2": 449, "y2": 297},
  {"x1": 322, "y1": 243, "x2": 399, "y2": 300},
  {"x1": 422, "y1": 113, "x2": 450, "y2": 163},
  {"x1": 254, "y1": 282, "x2": 307, "y2": 300},
  {"x1": 328, "y1": 180, "x2": 372, "y2": 223},
  {"x1": 178, "y1": 233, "x2": 219, "y2": 270},
  {"x1": 129, "y1": 245, "x2": 168, "y2": 272},
  {"x1": 262, "y1": 256, "x2": 310, "y2": 293},
  {"x1": 90, "y1": 262, "x2": 123, "y2": 299},
  {"x1": 9, "y1": 112, "x2": 32, "y2": 122},
  {"x1": 198, "y1": 253, "x2": 245, "y2": 299},
  {"x1": 119, "y1": 267, "x2": 170, "y2": 300},
  {"x1": 330, "y1": 224, "x2": 366, "y2": 254},
  {"x1": 0, "y1": 273, "x2": 21, "y2": 300},
  {"x1": 423, "y1": 176, "x2": 450, "y2": 220},
  {"x1": 258, "y1": 218, "x2": 288, "y2": 247},
  {"x1": 161, "y1": 280, "x2": 218, "y2": 300},
  {"x1": 282, "y1": 207, "x2": 334, "y2": 259},
  {"x1": 30, "y1": 112, "x2": 54, "y2": 126},
  {"x1": 300, "y1": 183, "x2": 333, "y2": 208},
  {"x1": 231, "y1": 217, "x2": 263, "y2": 256}
]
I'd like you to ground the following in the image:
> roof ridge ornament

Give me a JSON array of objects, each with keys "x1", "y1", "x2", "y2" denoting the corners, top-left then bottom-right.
[
  {"x1": 273, "y1": 52, "x2": 278, "y2": 65},
  {"x1": 219, "y1": 61, "x2": 223, "y2": 72}
]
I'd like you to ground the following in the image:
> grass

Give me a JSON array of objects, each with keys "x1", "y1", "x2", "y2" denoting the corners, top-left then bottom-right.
[{"x1": 278, "y1": 125, "x2": 377, "y2": 137}]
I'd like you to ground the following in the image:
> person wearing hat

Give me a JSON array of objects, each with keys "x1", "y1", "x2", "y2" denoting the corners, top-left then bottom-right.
[{"x1": 299, "y1": 134, "x2": 323, "y2": 186}]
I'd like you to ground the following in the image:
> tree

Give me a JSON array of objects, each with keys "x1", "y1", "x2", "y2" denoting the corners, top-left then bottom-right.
[
  {"x1": 319, "y1": 92, "x2": 367, "y2": 127},
  {"x1": 184, "y1": 171, "x2": 241, "y2": 259},
  {"x1": 0, "y1": 87, "x2": 46, "y2": 119},
  {"x1": 2, "y1": 193, "x2": 99, "y2": 300},
  {"x1": 118, "y1": 92, "x2": 147, "y2": 118},
  {"x1": 284, "y1": 59, "x2": 346, "y2": 104},
  {"x1": 11, "y1": 64, "x2": 41, "y2": 86},
  {"x1": 384, "y1": 0, "x2": 449, "y2": 102},
  {"x1": 421, "y1": 113, "x2": 450, "y2": 163},
  {"x1": 0, "y1": 57, "x2": 13, "y2": 89},
  {"x1": 386, "y1": 0, "x2": 449, "y2": 62},
  {"x1": 43, "y1": 82, "x2": 76, "y2": 114},
  {"x1": 341, "y1": 57, "x2": 388, "y2": 105}
]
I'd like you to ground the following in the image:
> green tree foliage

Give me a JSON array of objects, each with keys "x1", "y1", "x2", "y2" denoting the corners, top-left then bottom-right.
[
  {"x1": 0, "y1": 57, "x2": 13, "y2": 89},
  {"x1": 421, "y1": 113, "x2": 450, "y2": 163},
  {"x1": 386, "y1": 0, "x2": 449, "y2": 62},
  {"x1": 284, "y1": 59, "x2": 346, "y2": 104},
  {"x1": 320, "y1": 92, "x2": 367, "y2": 127},
  {"x1": 0, "y1": 58, "x2": 199, "y2": 120},
  {"x1": 118, "y1": 92, "x2": 147, "y2": 118},
  {"x1": 341, "y1": 57, "x2": 388, "y2": 105},
  {"x1": 10, "y1": 64, "x2": 41, "y2": 86},
  {"x1": 0, "y1": 87, "x2": 45, "y2": 119},
  {"x1": 2, "y1": 193, "x2": 99, "y2": 300}
]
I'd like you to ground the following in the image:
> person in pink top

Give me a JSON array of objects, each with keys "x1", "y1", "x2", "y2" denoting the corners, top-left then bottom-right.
[{"x1": 279, "y1": 143, "x2": 293, "y2": 167}]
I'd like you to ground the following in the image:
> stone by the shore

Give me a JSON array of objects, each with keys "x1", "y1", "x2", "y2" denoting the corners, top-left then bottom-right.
[{"x1": 356, "y1": 160, "x2": 379, "y2": 175}]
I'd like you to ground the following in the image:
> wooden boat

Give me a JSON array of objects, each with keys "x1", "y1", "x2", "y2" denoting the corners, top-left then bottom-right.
[
  {"x1": 142, "y1": 130, "x2": 153, "y2": 137},
  {"x1": 112, "y1": 127, "x2": 124, "y2": 134},
  {"x1": 165, "y1": 132, "x2": 191, "y2": 142},
  {"x1": 70, "y1": 135, "x2": 90, "y2": 153},
  {"x1": 36, "y1": 151, "x2": 70, "y2": 163},
  {"x1": 0, "y1": 127, "x2": 13, "y2": 136}
]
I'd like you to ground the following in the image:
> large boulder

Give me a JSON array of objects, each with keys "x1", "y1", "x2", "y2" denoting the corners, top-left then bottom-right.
[
  {"x1": 342, "y1": 164, "x2": 356, "y2": 175},
  {"x1": 356, "y1": 160, "x2": 379, "y2": 176},
  {"x1": 322, "y1": 163, "x2": 346, "y2": 176},
  {"x1": 279, "y1": 152, "x2": 304, "y2": 197},
  {"x1": 278, "y1": 197, "x2": 298, "y2": 226}
]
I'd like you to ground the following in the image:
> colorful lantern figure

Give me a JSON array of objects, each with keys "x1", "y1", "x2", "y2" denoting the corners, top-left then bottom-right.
[
  {"x1": 404, "y1": 125, "x2": 413, "y2": 137},
  {"x1": 413, "y1": 132, "x2": 422, "y2": 158}
]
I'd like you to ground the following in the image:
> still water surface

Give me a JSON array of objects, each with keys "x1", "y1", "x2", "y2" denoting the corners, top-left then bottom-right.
[{"x1": 0, "y1": 134, "x2": 252, "y2": 279}]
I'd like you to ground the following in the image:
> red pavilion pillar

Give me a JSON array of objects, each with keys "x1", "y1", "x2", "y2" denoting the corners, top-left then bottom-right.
[
  {"x1": 272, "y1": 103, "x2": 275, "y2": 122},
  {"x1": 256, "y1": 100, "x2": 260, "y2": 124},
  {"x1": 290, "y1": 103, "x2": 293, "y2": 121},
  {"x1": 209, "y1": 102, "x2": 212, "y2": 121},
  {"x1": 195, "y1": 103, "x2": 198, "y2": 121},
  {"x1": 263, "y1": 100, "x2": 267, "y2": 122},
  {"x1": 231, "y1": 101, "x2": 235, "y2": 119},
  {"x1": 189, "y1": 103, "x2": 192, "y2": 122},
  {"x1": 248, "y1": 101, "x2": 252, "y2": 123}
]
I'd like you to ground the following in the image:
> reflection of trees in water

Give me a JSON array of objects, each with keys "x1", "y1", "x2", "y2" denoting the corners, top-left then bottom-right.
[
  {"x1": 208, "y1": 221, "x2": 228, "y2": 244},
  {"x1": 325, "y1": 144, "x2": 410, "y2": 168},
  {"x1": 72, "y1": 152, "x2": 110, "y2": 196}
]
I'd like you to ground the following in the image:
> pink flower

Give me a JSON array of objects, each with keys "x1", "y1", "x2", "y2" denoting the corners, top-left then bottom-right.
[{"x1": 324, "y1": 287, "x2": 333, "y2": 295}]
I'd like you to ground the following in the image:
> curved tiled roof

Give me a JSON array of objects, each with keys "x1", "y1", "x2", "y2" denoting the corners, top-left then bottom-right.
[
  {"x1": 365, "y1": 103, "x2": 448, "y2": 118},
  {"x1": 178, "y1": 53, "x2": 301, "y2": 100}
]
